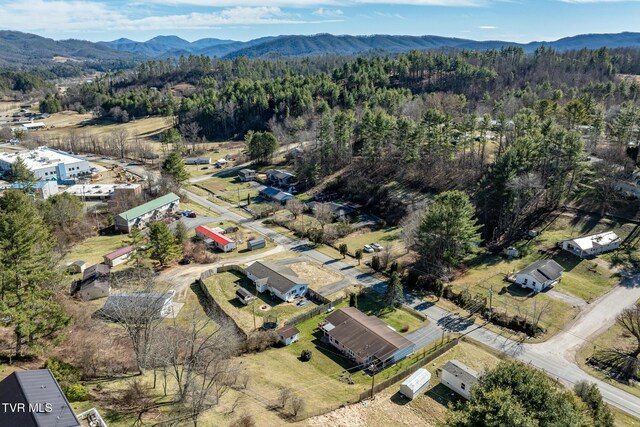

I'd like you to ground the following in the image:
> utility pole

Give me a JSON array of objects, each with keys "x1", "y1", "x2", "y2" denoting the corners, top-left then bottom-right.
[
  {"x1": 489, "y1": 285, "x2": 494, "y2": 322},
  {"x1": 370, "y1": 372, "x2": 375, "y2": 399}
]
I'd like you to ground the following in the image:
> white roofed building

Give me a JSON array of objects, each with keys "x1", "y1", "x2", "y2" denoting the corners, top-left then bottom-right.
[
  {"x1": 0, "y1": 147, "x2": 92, "y2": 180},
  {"x1": 561, "y1": 231, "x2": 621, "y2": 258}
]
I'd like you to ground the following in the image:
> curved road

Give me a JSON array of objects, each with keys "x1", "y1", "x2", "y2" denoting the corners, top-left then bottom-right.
[{"x1": 180, "y1": 188, "x2": 640, "y2": 418}]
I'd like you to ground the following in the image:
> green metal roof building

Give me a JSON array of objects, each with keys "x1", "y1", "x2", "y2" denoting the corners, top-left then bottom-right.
[{"x1": 115, "y1": 192, "x2": 180, "y2": 232}]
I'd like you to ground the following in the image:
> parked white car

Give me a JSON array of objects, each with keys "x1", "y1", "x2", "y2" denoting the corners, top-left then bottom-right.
[
  {"x1": 363, "y1": 244, "x2": 375, "y2": 253},
  {"x1": 371, "y1": 243, "x2": 384, "y2": 252}
]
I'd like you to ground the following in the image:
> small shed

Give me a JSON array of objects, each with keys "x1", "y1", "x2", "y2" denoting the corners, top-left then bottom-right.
[
  {"x1": 400, "y1": 368, "x2": 431, "y2": 400},
  {"x1": 67, "y1": 260, "x2": 86, "y2": 274},
  {"x1": 236, "y1": 287, "x2": 255, "y2": 305},
  {"x1": 247, "y1": 238, "x2": 266, "y2": 251},
  {"x1": 276, "y1": 325, "x2": 300, "y2": 346},
  {"x1": 103, "y1": 245, "x2": 135, "y2": 267}
]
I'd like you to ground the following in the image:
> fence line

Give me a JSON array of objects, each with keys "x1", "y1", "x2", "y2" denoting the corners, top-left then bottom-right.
[
  {"x1": 283, "y1": 296, "x2": 345, "y2": 326},
  {"x1": 359, "y1": 337, "x2": 461, "y2": 401}
]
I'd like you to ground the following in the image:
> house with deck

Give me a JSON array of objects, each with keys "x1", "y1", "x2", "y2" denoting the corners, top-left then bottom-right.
[{"x1": 245, "y1": 260, "x2": 308, "y2": 302}]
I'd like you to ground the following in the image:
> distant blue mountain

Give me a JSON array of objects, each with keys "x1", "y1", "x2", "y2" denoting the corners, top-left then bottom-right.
[{"x1": 98, "y1": 32, "x2": 640, "y2": 60}]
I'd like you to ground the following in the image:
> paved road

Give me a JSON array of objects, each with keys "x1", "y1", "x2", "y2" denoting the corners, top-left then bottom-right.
[
  {"x1": 405, "y1": 324, "x2": 443, "y2": 352},
  {"x1": 182, "y1": 188, "x2": 640, "y2": 418},
  {"x1": 545, "y1": 289, "x2": 587, "y2": 307}
]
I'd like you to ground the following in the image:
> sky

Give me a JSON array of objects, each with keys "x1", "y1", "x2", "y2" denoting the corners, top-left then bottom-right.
[{"x1": 0, "y1": 0, "x2": 638, "y2": 43}]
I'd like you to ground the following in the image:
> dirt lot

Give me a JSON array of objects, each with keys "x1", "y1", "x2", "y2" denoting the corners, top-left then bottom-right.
[{"x1": 288, "y1": 261, "x2": 344, "y2": 289}]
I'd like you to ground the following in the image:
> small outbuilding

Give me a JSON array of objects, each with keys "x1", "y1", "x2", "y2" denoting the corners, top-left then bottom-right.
[
  {"x1": 236, "y1": 287, "x2": 255, "y2": 305},
  {"x1": 441, "y1": 360, "x2": 479, "y2": 400},
  {"x1": 400, "y1": 368, "x2": 431, "y2": 400},
  {"x1": 103, "y1": 245, "x2": 135, "y2": 267},
  {"x1": 238, "y1": 169, "x2": 257, "y2": 182},
  {"x1": 67, "y1": 260, "x2": 86, "y2": 274},
  {"x1": 276, "y1": 325, "x2": 300, "y2": 346},
  {"x1": 195, "y1": 225, "x2": 236, "y2": 252},
  {"x1": 247, "y1": 238, "x2": 266, "y2": 251}
]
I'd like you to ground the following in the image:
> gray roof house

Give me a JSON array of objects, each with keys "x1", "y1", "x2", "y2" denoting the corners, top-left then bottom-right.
[
  {"x1": 71, "y1": 264, "x2": 111, "y2": 301},
  {"x1": 245, "y1": 260, "x2": 308, "y2": 302},
  {"x1": 515, "y1": 259, "x2": 564, "y2": 292},
  {"x1": 0, "y1": 369, "x2": 80, "y2": 427}
]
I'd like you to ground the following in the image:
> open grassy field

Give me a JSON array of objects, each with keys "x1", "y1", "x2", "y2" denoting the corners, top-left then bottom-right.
[
  {"x1": 59, "y1": 232, "x2": 129, "y2": 267},
  {"x1": 355, "y1": 290, "x2": 427, "y2": 334},
  {"x1": 576, "y1": 319, "x2": 640, "y2": 399}
]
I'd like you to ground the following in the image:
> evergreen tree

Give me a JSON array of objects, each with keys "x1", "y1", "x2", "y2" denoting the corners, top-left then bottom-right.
[
  {"x1": 245, "y1": 131, "x2": 279, "y2": 164},
  {"x1": 148, "y1": 221, "x2": 182, "y2": 267},
  {"x1": 447, "y1": 362, "x2": 593, "y2": 427},
  {"x1": 174, "y1": 221, "x2": 188, "y2": 245},
  {"x1": 125, "y1": 227, "x2": 147, "y2": 268},
  {"x1": 0, "y1": 190, "x2": 70, "y2": 357},
  {"x1": 162, "y1": 152, "x2": 189, "y2": 185},
  {"x1": 385, "y1": 272, "x2": 403, "y2": 307},
  {"x1": 5, "y1": 157, "x2": 36, "y2": 183},
  {"x1": 416, "y1": 191, "x2": 481, "y2": 271}
]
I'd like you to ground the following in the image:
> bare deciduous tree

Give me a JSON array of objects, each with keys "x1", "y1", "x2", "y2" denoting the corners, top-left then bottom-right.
[{"x1": 314, "y1": 203, "x2": 334, "y2": 231}]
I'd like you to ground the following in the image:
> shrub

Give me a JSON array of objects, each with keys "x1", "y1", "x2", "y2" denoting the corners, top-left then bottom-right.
[
  {"x1": 66, "y1": 383, "x2": 89, "y2": 402},
  {"x1": 44, "y1": 357, "x2": 80, "y2": 391},
  {"x1": 400, "y1": 325, "x2": 409, "y2": 333},
  {"x1": 371, "y1": 255, "x2": 381, "y2": 271},
  {"x1": 300, "y1": 349, "x2": 312, "y2": 361}
]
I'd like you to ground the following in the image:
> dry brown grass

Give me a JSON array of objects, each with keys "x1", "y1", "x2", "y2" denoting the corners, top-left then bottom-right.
[{"x1": 287, "y1": 261, "x2": 344, "y2": 289}]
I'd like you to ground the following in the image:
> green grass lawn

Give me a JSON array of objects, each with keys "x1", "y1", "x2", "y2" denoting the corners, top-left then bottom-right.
[
  {"x1": 60, "y1": 232, "x2": 130, "y2": 267},
  {"x1": 355, "y1": 291, "x2": 427, "y2": 334},
  {"x1": 203, "y1": 271, "x2": 319, "y2": 334},
  {"x1": 447, "y1": 213, "x2": 635, "y2": 337}
]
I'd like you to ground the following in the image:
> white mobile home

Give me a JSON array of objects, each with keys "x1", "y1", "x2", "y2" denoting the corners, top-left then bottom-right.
[{"x1": 441, "y1": 360, "x2": 479, "y2": 400}]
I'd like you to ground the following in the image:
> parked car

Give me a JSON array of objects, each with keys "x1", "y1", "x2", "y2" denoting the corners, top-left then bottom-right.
[
  {"x1": 363, "y1": 244, "x2": 375, "y2": 253},
  {"x1": 178, "y1": 256, "x2": 191, "y2": 265},
  {"x1": 371, "y1": 243, "x2": 384, "y2": 252},
  {"x1": 187, "y1": 212, "x2": 197, "y2": 218},
  {"x1": 296, "y1": 300, "x2": 308, "y2": 307}
]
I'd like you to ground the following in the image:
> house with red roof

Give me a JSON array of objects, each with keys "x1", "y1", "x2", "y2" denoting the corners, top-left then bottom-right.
[{"x1": 195, "y1": 225, "x2": 236, "y2": 252}]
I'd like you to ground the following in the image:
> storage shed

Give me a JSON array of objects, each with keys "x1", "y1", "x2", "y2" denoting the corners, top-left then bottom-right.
[
  {"x1": 247, "y1": 238, "x2": 266, "y2": 251},
  {"x1": 400, "y1": 368, "x2": 431, "y2": 400},
  {"x1": 441, "y1": 360, "x2": 479, "y2": 400}
]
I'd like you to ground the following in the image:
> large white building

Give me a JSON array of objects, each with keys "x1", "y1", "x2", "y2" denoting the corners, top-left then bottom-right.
[
  {"x1": 0, "y1": 147, "x2": 92, "y2": 180},
  {"x1": 561, "y1": 231, "x2": 621, "y2": 258}
]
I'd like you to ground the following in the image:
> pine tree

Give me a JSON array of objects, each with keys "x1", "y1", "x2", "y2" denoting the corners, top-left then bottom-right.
[
  {"x1": 126, "y1": 227, "x2": 147, "y2": 267},
  {"x1": 162, "y1": 152, "x2": 189, "y2": 185},
  {"x1": 385, "y1": 272, "x2": 403, "y2": 307},
  {"x1": 148, "y1": 221, "x2": 182, "y2": 267},
  {"x1": 5, "y1": 157, "x2": 36, "y2": 184},
  {"x1": 0, "y1": 190, "x2": 70, "y2": 357},
  {"x1": 416, "y1": 190, "x2": 481, "y2": 271}
]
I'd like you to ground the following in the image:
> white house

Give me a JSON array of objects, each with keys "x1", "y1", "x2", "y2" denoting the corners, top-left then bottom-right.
[
  {"x1": 0, "y1": 147, "x2": 92, "y2": 180},
  {"x1": 195, "y1": 225, "x2": 236, "y2": 252},
  {"x1": 561, "y1": 231, "x2": 621, "y2": 258},
  {"x1": 515, "y1": 259, "x2": 564, "y2": 293},
  {"x1": 245, "y1": 260, "x2": 308, "y2": 302},
  {"x1": 100, "y1": 290, "x2": 177, "y2": 321},
  {"x1": 276, "y1": 325, "x2": 300, "y2": 346},
  {"x1": 115, "y1": 193, "x2": 180, "y2": 232},
  {"x1": 441, "y1": 360, "x2": 479, "y2": 400},
  {"x1": 400, "y1": 368, "x2": 431, "y2": 400},
  {"x1": 185, "y1": 157, "x2": 211, "y2": 165}
]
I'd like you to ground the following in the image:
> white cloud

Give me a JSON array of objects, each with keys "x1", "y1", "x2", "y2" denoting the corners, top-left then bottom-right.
[
  {"x1": 0, "y1": 1, "x2": 336, "y2": 33},
  {"x1": 479, "y1": 25, "x2": 497, "y2": 29},
  {"x1": 141, "y1": 0, "x2": 486, "y2": 6},
  {"x1": 313, "y1": 7, "x2": 344, "y2": 16}
]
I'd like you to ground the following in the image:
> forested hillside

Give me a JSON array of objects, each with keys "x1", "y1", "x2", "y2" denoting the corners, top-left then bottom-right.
[{"x1": 58, "y1": 46, "x2": 640, "y2": 252}]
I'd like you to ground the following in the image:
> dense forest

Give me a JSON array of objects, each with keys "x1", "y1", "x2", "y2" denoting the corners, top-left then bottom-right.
[{"x1": 57, "y1": 46, "x2": 640, "y2": 251}]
